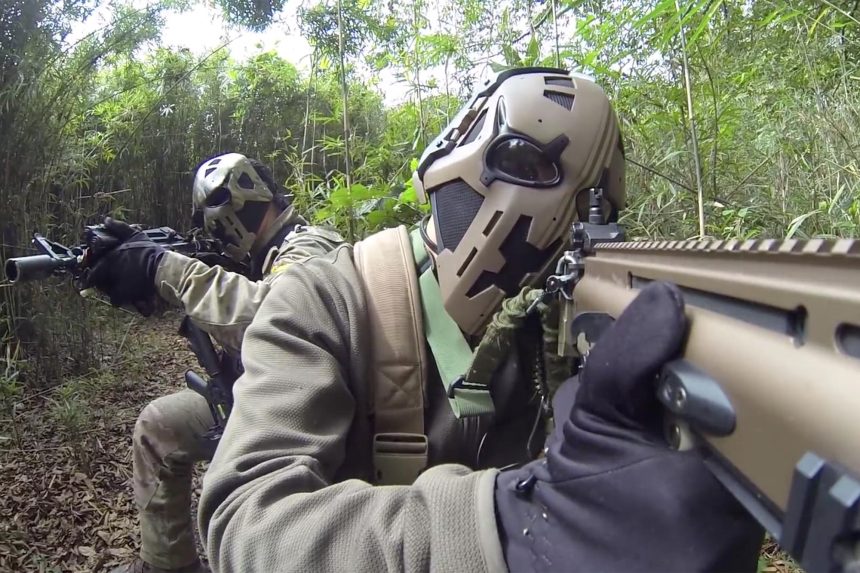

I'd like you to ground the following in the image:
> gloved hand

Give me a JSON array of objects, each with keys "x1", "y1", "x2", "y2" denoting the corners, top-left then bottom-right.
[
  {"x1": 82, "y1": 217, "x2": 166, "y2": 313},
  {"x1": 495, "y1": 282, "x2": 764, "y2": 572}
]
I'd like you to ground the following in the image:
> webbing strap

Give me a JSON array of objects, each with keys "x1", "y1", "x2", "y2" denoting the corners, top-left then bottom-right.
[
  {"x1": 411, "y1": 230, "x2": 494, "y2": 418},
  {"x1": 355, "y1": 226, "x2": 429, "y2": 484}
]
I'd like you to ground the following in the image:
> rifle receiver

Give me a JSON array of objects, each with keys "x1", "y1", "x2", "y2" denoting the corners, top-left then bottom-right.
[{"x1": 569, "y1": 237, "x2": 860, "y2": 572}]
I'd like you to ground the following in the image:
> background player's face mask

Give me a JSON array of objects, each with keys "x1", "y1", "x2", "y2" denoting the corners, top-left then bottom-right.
[{"x1": 191, "y1": 153, "x2": 274, "y2": 263}]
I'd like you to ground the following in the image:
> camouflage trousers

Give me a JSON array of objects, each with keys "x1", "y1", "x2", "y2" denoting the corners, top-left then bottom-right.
[{"x1": 133, "y1": 390, "x2": 216, "y2": 570}]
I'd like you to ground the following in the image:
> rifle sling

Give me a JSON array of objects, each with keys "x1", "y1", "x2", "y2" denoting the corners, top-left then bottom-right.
[{"x1": 410, "y1": 229, "x2": 494, "y2": 419}]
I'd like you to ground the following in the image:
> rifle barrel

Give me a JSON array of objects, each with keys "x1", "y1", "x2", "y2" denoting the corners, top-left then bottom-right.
[{"x1": 4, "y1": 254, "x2": 72, "y2": 283}]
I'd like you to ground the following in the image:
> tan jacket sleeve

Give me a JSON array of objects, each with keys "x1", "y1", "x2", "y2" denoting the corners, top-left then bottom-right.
[
  {"x1": 155, "y1": 251, "x2": 271, "y2": 354},
  {"x1": 197, "y1": 248, "x2": 506, "y2": 573}
]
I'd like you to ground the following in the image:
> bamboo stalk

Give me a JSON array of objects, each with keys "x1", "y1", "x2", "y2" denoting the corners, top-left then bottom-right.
[
  {"x1": 552, "y1": 0, "x2": 560, "y2": 67},
  {"x1": 336, "y1": 0, "x2": 355, "y2": 242},
  {"x1": 300, "y1": 52, "x2": 316, "y2": 176},
  {"x1": 414, "y1": 0, "x2": 426, "y2": 148},
  {"x1": 675, "y1": 0, "x2": 706, "y2": 238}
]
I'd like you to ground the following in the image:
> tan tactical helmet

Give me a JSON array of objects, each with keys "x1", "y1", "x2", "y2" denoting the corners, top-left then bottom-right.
[
  {"x1": 192, "y1": 153, "x2": 275, "y2": 262},
  {"x1": 412, "y1": 67, "x2": 625, "y2": 335}
]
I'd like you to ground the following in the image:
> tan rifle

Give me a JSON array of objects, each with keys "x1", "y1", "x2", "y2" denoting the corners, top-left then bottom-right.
[{"x1": 549, "y1": 189, "x2": 860, "y2": 573}]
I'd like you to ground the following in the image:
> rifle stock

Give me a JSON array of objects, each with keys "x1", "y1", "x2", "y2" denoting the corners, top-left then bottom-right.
[
  {"x1": 569, "y1": 238, "x2": 860, "y2": 571},
  {"x1": 178, "y1": 316, "x2": 237, "y2": 439}
]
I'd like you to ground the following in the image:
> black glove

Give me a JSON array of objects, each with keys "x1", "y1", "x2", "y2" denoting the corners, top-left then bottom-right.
[
  {"x1": 82, "y1": 217, "x2": 166, "y2": 312},
  {"x1": 495, "y1": 282, "x2": 764, "y2": 572}
]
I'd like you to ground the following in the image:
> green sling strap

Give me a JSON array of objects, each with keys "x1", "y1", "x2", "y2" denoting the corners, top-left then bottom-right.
[{"x1": 409, "y1": 229, "x2": 495, "y2": 418}]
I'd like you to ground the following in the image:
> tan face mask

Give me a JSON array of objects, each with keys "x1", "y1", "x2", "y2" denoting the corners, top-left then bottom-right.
[{"x1": 413, "y1": 68, "x2": 626, "y2": 335}]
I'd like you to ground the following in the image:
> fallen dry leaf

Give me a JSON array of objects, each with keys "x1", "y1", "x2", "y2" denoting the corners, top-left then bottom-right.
[{"x1": 0, "y1": 313, "x2": 208, "y2": 572}]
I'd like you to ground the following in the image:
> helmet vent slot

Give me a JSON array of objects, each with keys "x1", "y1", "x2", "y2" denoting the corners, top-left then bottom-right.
[
  {"x1": 543, "y1": 90, "x2": 574, "y2": 111},
  {"x1": 483, "y1": 210, "x2": 503, "y2": 236},
  {"x1": 459, "y1": 110, "x2": 487, "y2": 146},
  {"x1": 204, "y1": 166, "x2": 217, "y2": 177},
  {"x1": 457, "y1": 248, "x2": 478, "y2": 277},
  {"x1": 237, "y1": 172, "x2": 255, "y2": 189},
  {"x1": 205, "y1": 187, "x2": 231, "y2": 207},
  {"x1": 466, "y1": 215, "x2": 562, "y2": 298},
  {"x1": 545, "y1": 77, "x2": 574, "y2": 88},
  {"x1": 430, "y1": 179, "x2": 484, "y2": 252}
]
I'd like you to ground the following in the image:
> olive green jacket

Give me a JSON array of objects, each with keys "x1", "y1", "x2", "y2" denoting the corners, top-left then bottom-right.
[
  {"x1": 154, "y1": 224, "x2": 343, "y2": 354},
  {"x1": 198, "y1": 245, "x2": 532, "y2": 572}
]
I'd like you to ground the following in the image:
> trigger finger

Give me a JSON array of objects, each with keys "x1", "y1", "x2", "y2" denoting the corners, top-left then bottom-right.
[{"x1": 588, "y1": 282, "x2": 687, "y2": 384}]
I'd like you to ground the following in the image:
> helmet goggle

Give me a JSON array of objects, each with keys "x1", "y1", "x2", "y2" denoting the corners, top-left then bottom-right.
[
  {"x1": 191, "y1": 185, "x2": 239, "y2": 245},
  {"x1": 414, "y1": 66, "x2": 572, "y2": 203},
  {"x1": 479, "y1": 95, "x2": 567, "y2": 188},
  {"x1": 483, "y1": 136, "x2": 561, "y2": 187}
]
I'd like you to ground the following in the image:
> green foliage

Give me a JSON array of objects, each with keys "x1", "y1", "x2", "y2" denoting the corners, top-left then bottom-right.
[
  {"x1": 1, "y1": 0, "x2": 858, "y2": 396},
  {"x1": 49, "y1": 382, "x2": 94, "y2": 473},
  {"x1": 561, "y1": 0, "x2": 860, "y2": 240},
  {"x1": 299, "y1": 0, "x2": 385, "y2": 58},
  {"x1": 215, "y1": 0, "x2": 286, "y2": 30},
  {"x1": 49, "y1": 385, "x2": 87, "y2": 436}
]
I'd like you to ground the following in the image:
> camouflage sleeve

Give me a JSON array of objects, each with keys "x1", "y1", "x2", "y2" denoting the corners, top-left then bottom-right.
[
  {"x1": 155, "y1": 251, "x2": 271, "y2": 354},
  {"x1": 154, "y1": 226, "x2": 343, "y2": 354},
  {"x1": 266, "y1": 225, "x2": 345, "y2": 277}
]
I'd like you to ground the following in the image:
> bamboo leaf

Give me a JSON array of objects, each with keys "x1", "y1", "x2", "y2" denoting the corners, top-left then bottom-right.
[
  {"x1": 689, "y1": 0, "x2": 724, "y2": 46},
  {"x1": 525, "y1": 34, "x2": 540, "y2": 65},
  {"x1": 785, "y1": 211, "x2": 821, "y2": 239},
  {"x1": 808, "y1": 7, "x2": 831, "y2": 38},
  {"x1": 632, "y1": 0, "x2": 675, "y2": 30},
  {"x1": 502, "y1": 43, "x2": 521, "y2": 67}
]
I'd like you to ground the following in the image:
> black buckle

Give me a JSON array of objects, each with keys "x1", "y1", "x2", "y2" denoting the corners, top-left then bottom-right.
[{"x1": 447, "y1": 376, "x2": 487, "y2": 399}]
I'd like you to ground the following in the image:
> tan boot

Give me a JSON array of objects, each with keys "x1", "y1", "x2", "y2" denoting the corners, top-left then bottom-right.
[{"x1": 109, "y1": 558, "x2": 210, "y2": 573}]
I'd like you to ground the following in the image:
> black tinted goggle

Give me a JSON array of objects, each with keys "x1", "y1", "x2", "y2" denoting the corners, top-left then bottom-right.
[
  {"x1": 206, "y1": 186, "x2": 232, "y2": 207},
  {"x1": 480, "y1": 131, "x2": 568, "y2": 189},
  {"x1": 483, "y1": 135, "x2": 562, "y2": 187},
  {"x1": 192, "y1": 185, "x2": 232, "y2": 229}
]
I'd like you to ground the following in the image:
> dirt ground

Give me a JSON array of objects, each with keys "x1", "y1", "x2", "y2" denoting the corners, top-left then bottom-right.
[{"x1": 0, "y1": 313, "x2": 206, "y2": 572}]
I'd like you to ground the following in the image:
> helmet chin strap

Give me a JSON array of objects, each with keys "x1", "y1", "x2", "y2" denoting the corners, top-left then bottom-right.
[
  {"x1": 249, "y1": 203, "x2": 278, "y2": 255},
  {"x1": 419, "y1": 214, "x2": 440, "y2": 257}
]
